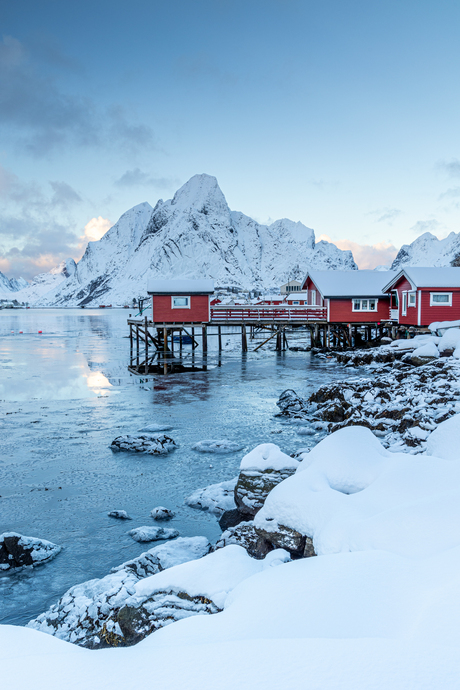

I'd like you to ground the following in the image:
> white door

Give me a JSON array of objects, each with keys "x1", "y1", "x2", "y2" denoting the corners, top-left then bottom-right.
[{"x1": 402, "y1": 292, "x2": 407, "y2": 316}]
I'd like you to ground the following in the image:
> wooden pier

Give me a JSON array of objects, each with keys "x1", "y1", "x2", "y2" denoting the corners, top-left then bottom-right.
[{"x1": 127, "y1": 304, "x2": 400, "y2": 375}]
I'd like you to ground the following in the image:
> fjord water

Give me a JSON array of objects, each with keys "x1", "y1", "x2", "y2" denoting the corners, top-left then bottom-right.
[{"x1": 0, "y1": 309, "x2": 350, "y2": 625}]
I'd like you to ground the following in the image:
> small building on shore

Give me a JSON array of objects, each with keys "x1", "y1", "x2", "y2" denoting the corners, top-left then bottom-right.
[
  {"x1": 382, "y1": 267, "x2": 460, "y2": 327},
  {"x1": 147, "y1": 279, "x2": 214, "y2": 324},
  {"x1": 301, "y1": 270, "x2": 394, "y2": 323},
  {"x1": 280, "y1": 280, "x2": 302, "y2": 294}
]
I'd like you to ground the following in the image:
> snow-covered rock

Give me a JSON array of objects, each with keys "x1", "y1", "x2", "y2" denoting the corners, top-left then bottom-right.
[
  {"x1": 28, "y1": 537, "x2": 211, "y2": 648},
  {"x1": 0, "y1": 532, "x2": 61, "y2": 571},
  {"x1": 110, "y1": 434, "x2": 176, "y2": 455},
  {"x1": 18, "y1": 175, "x2": 357, "y2": 306},
  {"x1": 108, "y1": 510, "x2": 132, "y2": 520},
  {"x1": 185, "y1": 477, "x2": 238, "y2": 515},
  {"x1": 150, "y1": 507, "x2": 175, "y2": 520},
  {"x1": 234, "y1": 444, "x2": 300, "y2": 518},
  {"x1": 127, "y1": 527, "x2": 179, "y2": 543},
  {"x1": 391, "y1": 230, "x2": 460, "y2": 269},
  {"x1": 191, "y1": 439, "x2": 244, "y2": 453},
  {"x1": 425, "y1": 413, "x2": 460, "y2": 461}
]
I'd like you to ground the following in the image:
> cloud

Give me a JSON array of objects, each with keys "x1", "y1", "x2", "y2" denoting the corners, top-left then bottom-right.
[
  {"x1": 81, "y1": 216, "x2": 112, "y2": 243},
  {"x1": 410, "y1": 219, "x2": 442, "y2": 235},
  {"x1": 318, "y1": 235, "x2": 398, "y2": 269},
  {"x1": 0, "y1": 35, "x2": 156, "y2": 156},
  {"x1": 49, "y1": 181, "x2": 82, "y2": 207},
  {"x1": 367, "y1": 208, "x2": 402, "y2": 225},
  {"x1": 114, "y1": 168, "x2": 179, "y2": 189},
  {"x1": 438, "y1": 158, "x2": 460, "y2": 178}
]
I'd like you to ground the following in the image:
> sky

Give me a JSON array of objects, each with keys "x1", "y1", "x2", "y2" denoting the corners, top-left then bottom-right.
[{"x1": 1, "y1": 0, "x2": 460, "y2": 279}]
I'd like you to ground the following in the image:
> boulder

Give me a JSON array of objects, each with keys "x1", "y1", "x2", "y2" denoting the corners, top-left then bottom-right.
[
  {"x1": 127, "y1": 527, "x2": 179, "y2": 543},
  {"x1": 185, "y1": 477, "x2": 237, "y2": 516},
  {"x1": 150, "y1": 507, "x2": 175, "y2": 520},
  {"x1": 234, "y1": 444, "x2": 299, "y2": 518},
  {"x1": 0, "y1": 532, "x2": 61, "y2": 571},
  {"x1": 214, "y1": 522, "x2": 273, "y2": 559},
  {"x1": 254, "y1": 523, "x2": 315, "y2": 559},
  {"x1": 276, "y1": 389, "x2": 308, "y2": 416},
  {"x1": 108, "y1": 510, "x2": 132, "y2": 520},
  {"x1": 28, "y1": 537, "x2": 211, "y2": 648}
]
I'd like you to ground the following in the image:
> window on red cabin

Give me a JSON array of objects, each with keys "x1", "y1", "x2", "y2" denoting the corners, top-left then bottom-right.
[
  {"x1": 430, "y1": 292, "x2": 452, "y2": 306},
  {"x1": 408, "y1": 292, "x2": 416, "y2": 307},
  {"x1": 172, "y1": 296, "x2": 190, "y2": 308},
  {"x1": 352, "y1": 299, "x2": 377, "y2": 312}
]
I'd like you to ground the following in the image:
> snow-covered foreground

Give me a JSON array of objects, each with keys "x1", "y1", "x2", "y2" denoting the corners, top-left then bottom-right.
[{"x1": 4, "y1": 421, "x2": 460, "y2": 689}]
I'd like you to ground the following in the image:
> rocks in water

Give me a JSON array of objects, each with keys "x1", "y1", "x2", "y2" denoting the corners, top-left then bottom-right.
[
  {"x1": 108, "y1": 510, "x2": 132, "y2": 520},
  {"x1": 218, "y1": 508, "x2": 247, "y2": 531},
  {"x1": 0, "y1": 532, "x2": 61, "y2": 571},
  {"x1": 150, "y1": 506, "x2": 175, "y2": 520},
  {"x1": 185, "y1": 477, "x2": 237, "y2": 516},
  {"x1": 234, "y1": 444, "x2": 299, "y2": 518},
  {"x1": 28, "y1": 537, "x2": 211, "y2": 648},
  {"x1": 128, "y1": 527, "x2": 179, "y2": 543},
  {"x1": 276, "y1": 389, "x2": 308, "y2": 417},
  {"x1": 110, "y1": 434, "x2": 176, "y2": 455},
  {"x1": 278, "y1": 359, "x2": 460, "y2": 452},
  {"x1": 192, "y1": 439, "x2": 245, "y2": 453}
]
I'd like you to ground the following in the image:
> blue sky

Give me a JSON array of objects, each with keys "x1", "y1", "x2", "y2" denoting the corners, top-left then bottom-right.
[{"x1": 1, "y1": 0, "x2": 460, "y2": 278}]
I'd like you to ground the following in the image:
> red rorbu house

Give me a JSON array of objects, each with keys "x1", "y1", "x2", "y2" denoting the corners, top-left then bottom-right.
[
  {"x1": 147, "y1": 279, "x2": 215, "y2": 324},
  {"x1": 301, "y1": 270, "x2": 394, "y2": 323},
  {"x1": 382, "y1": 267, "x2": 460, "y2": 327}
]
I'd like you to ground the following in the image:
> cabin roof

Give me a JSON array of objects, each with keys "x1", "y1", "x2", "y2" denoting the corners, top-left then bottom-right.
[
  {"x1": 382, "y1": 267, "x2": 460, "y2": 291},
  {"x1": 147, "y1": 279, "x2": 214, "y2": 295},
  {"x1": 305, "y1": 270, "x2": 395, "y2": 298}
]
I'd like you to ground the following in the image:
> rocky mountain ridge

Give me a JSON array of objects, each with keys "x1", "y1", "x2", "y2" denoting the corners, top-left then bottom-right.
[
  {"x1": 12, "y1": 174, "x2": 357, "y2": 306},
  {"x1": 391, "y1": 231, "x2": 460, "y2": 270}
]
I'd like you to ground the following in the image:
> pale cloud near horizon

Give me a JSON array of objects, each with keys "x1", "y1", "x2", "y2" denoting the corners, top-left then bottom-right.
[
  {"x1": 318, "y1": 235, "x2": 398, "y2": 269},
  {"x1": 81, "y1": 216, "x2": 112, "y2": 243}
]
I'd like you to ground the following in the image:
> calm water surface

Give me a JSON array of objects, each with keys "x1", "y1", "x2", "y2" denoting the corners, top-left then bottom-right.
[{"x1": 0, "y1": 309, "x2": 358, "y2": 625}]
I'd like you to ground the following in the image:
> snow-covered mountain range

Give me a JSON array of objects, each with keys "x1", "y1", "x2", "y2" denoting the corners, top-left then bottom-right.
[
  {"x1": 0, "y1": 271, "x2": 28, "y2": 296},
  {"x1": 11, "y1": 174, "x2": 358, "y2": 306},
  {"x1": 391, "y1": 232, "x2": 460, "y2": 270}
]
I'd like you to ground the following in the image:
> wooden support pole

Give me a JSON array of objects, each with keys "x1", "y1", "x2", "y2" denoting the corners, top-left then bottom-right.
[
  {"x1": 218, "y1": 325, "x2": 222, "y2": 352},
  {"x1": 283, "y1": 328, "x2": 289, "y2": 350},
  {"x1": 129, "y1": 324, "x2": 133, "y2": 366},
  {"x1": 163, "y1": 327, "x2": 168, "y2": 375},
  {"x1": 144, "y1": 316, "x2": 149, "y2": 374},
  {"x1": 136, "y1": 326, "x2": 140, "y2": 369},
  {"x1": 242, "y1": 324, "x2": 248, "y2": 352},
  {"x1": 191, "y1": 327, "x2": 195, "y2": 364},
  {"x1": 314, "y1": 324, "x2": 319, "y2": 347},
  {"x1": 179, "y1": 329, "x2": 183, "y2": 357},
  {"x1": 276, "y1": 326, "x2": 282, "y2": 351},
  {"x1": 202, "y1": 326, "x2": 208, "y2": 354},
  {"x1": 327, "y1": 325, "x2": 331, "y2": 348}
]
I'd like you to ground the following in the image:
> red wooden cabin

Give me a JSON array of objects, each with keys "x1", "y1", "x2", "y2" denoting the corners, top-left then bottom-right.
[
  {"x1": 382, "y1": 268, "x2": 460, "y2": 327},
  {"x1": 147, "y1": 279, "x2": 214, "y2": 324},
  {"x1": 301, "y1": 270, "x2": 393, "y2": 323}
]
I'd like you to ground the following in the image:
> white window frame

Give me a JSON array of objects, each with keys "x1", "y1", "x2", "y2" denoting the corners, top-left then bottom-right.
[
  {"x1": 430, "y1": 292, "x2": 452, "y2": 306},
  {"x1": 351, "y1": 298, "x2": 378, "y2": 312},
  {"x1": 408, "y1": 291, "x2": 416, "y2": 307},
  {"x1": 171, "y1": 295, "x2": 191, "y2": 309},
  {"x1": 402, "y1": 292, "x2": 407, "y2": 316}
]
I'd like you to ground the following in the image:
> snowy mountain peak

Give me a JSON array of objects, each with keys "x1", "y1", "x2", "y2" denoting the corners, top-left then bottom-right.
[
  {"x1": 391, "y1": 231, "x2": 460, "y2": 269},
  {"x1": 0, "y1": 270, "x2": 28, "y2": 294},
  {"x1": 50, "y1": 259, "x2": 77, "y2": 278},
  {"x1": 170, "y1": 174, "x2": 229, "y2": 215}
]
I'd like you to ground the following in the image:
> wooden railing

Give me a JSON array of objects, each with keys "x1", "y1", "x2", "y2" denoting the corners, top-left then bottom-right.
[{"x1": 210, "y1": 305, "x2": 327, "y2": 322}]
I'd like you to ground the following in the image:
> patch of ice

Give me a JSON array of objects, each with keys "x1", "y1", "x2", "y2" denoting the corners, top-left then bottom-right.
[{"x1": 192, "y1": 439, "x2": 244, "y2": 453}]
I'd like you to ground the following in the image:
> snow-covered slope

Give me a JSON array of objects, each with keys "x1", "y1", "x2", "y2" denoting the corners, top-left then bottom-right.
[
  {"x1": 13, "y1": 259, "x2": 77, "y2": 304},
  {"x1": 22, "y1": 174, "x2": 356, "y2": 307},
  {"x1": 391, "y1": 231, "x2": 460, "y2": 270},
  {"x1": 0, "y1": 271, "x2": 28, "y2": 297}
]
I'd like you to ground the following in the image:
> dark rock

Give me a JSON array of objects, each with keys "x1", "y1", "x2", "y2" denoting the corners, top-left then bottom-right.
[
  {"x1": 0, "y1": 532, "x2": 61, "y2": 571},
  {"x1": 255, "y1": 523, "x2": 315, "y2": 558},
  {"x1": 234, "y1": 467, "x2": 297, "y2": 518},
  {"x1": 218, "y1": 508, "x2": 247, "y2": 531},
  {"x1": 214, "y1": 522, "x2": 273, "y2": 559}
]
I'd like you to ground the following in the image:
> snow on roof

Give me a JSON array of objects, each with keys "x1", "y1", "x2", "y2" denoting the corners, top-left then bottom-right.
[
  {"x1": 306, "y1": 270, "x2": 395, "y2": 298},
  {"x1": 147, "y1": 279, "x2": 214, "y2": 294},
  {"x1": 384, "y1": 267, "x2": 460, "y2": 291}
]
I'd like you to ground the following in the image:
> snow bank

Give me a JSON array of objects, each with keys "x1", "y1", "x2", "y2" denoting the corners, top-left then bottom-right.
[
  {"x1": 255, "y1": 425, "x2": 460, "y2": 558},
  {"x1": 425, "y1": 413, "x2": 460, "y2": 461},
  {"x1": 240, "y1": 443, "x2": 299, "y2": 471},
  {"x1": 185, "y1": 477, "x2": 237, "y2": 515},
  {"x1": 411, "y1": 341, "x2": 440, "y2": 359}
]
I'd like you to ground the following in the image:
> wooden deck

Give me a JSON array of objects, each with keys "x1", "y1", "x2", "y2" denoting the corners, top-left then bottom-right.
[{"x1": 209, "y1": 304, "x2": 327, "y2": 323}]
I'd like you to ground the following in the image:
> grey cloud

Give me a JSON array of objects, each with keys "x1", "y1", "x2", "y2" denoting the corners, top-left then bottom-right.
[
  {"x1": 411, "y1": 219, "x2": 441, "y2": 235},
  {"x1": 114, "y1": 168, "x2": 179, "y2": 189},
  {"x1": 438, "y1": 159, "x2": 460, "y2": 178},
  {"x1": 0, "y1": 35, "x2": 156, "y2": 157}
]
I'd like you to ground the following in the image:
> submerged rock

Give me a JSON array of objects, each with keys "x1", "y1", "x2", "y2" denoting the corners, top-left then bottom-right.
[
  {"x1": 192, "y1": 439, "x2": 245, "y2": 453},
  {"x1": 110, "y1": 434, "x2": 176, "y2": 455},
  {"x1": 28, "y1": 537, "x2": 211, "y2": 649},
  {"x1": 127, "y1": 526, "x2": 179, "y2": 543},
  {"x1": 0, "y1": 532, "x2": 61, "y2": 571}
]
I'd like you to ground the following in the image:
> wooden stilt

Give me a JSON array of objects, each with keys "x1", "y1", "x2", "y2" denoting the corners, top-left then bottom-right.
[
  {"x1": 202, "y1": 326, "x2": 208, "y2": 354},
  {"x1": 129, "y1": 324, "x2": 133, "y2": 366},
  {"x1": 163, "y1": 327, "x2": 168, "y2": 375},
  {"x1": 144, "y1": 317, "x2": 149, "y2": 374},
  {"x1": 242, "y1": 325, "x2": 248, "y2": 352},
  {"x1": 179, "y1": 329, "x2": 183, "y2": 358},
  {"x1": 218, "y1": 325, "x2": 222, "y2": 352},
  {"x1": 136, "y1": 326, "x2": 140, "y2": 368},
  {"x1": 191, "y1": 327, "x2": 195, "y2": 364}
]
